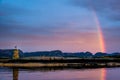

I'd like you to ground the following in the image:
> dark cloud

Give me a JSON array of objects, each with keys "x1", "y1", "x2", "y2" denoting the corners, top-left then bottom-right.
[{"x1": 71, "y1": 0, "x2": 120, "y2": 21}]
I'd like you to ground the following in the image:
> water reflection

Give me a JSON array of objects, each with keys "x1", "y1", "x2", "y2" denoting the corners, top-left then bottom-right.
[
  {"x1": 101, "y1": 68, "x2": 106, "y2": 80},
  {"x1": 11, "y1": 67, "x2": 107, "y2": 80},
  {"x1": 0, "y1": 67, "x2": 119, "y2": 80},
  {"x1": 13, "y1": 68, "x2": 19, "y2": 80}
]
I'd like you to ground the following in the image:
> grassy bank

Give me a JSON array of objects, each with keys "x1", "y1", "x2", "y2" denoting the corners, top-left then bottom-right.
[
  {"x1": 0, "y1": 62, "x2": 120, "y2": 68},
  {"x1": 0, "y1": 58, "x2": 120, "y2": 68}
]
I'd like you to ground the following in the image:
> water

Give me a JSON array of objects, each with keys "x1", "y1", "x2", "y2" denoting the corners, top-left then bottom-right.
[{"x1": 0, "y1": 67, "x2": 120, "y2": 80}]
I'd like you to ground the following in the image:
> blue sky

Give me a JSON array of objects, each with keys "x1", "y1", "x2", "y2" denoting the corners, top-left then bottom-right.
[{"x1": 0, "y1": 0, "x2": 120, "y2": 53}]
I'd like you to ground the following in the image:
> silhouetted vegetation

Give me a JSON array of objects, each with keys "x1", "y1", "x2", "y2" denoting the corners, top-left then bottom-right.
[
  {"x1": 1, "y1": 49, "x2": 120, "y2": 68},
  {"x1": 0, "y1": 49, "x2": 120, "y2": 59}
]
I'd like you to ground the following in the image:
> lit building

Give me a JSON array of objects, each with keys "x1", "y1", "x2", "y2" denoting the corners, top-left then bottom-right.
[{"x1": 13, "y1": 46, "x2": 19, "y2": 59}]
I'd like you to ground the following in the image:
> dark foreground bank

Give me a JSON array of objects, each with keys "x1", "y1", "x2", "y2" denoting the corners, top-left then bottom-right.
[{"x1": 0, "y1": 58, "x2": 120, "y2": 68}]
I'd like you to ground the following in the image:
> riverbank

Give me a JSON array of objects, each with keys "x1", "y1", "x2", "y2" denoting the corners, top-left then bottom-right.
[
  {"x1": 0, "y1": 62, "x2": 120, "y2": 68},
  {"x1": 0, "y1": 58, "x2": 120, "y2": 68}
]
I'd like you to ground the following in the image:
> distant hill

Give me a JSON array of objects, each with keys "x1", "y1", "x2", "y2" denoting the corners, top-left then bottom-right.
[
  {"x1": 0, "y1": 49, "x2": 23, "y2": 59},
  {"x1": 24, "y1": 50, "x2": 93, "y2": 58},
  {"x1": 0, "y1": 49, "x2": 120, "y2": 59}
]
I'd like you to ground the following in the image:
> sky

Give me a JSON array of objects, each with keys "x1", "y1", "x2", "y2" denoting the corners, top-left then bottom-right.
[{"x1": 0, "y1": 0, "x2": 120, "y2": 53}]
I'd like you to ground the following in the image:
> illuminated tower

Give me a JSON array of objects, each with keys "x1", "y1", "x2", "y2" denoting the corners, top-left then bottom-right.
[{"x1": 13, "y1": 46, "x2": 19, "y2": 59}]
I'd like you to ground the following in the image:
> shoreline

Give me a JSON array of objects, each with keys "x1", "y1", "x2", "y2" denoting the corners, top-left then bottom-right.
[
  {"x1": 1, "y1": 58, "x2": 120, "y2": 68},
  {"x1": 0, "y1": 62, "x2": 120, "y2": 68}
]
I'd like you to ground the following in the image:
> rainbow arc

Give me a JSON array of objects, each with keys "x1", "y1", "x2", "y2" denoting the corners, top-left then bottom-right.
[{"x1": 91, "y1": 3, "x2": 106, "y2": 80}]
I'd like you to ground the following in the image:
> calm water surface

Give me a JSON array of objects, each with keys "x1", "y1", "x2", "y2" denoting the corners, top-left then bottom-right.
[{"x1": 0, "y1": 67, "x2": 120, "y2": 80}]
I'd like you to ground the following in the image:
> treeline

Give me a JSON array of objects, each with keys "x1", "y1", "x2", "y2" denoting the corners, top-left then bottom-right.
[{"x1": 0, "y1": 49, "x2": 120, "y2": 59}]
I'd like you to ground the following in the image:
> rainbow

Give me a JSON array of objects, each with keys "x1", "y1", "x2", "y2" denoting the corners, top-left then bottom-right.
[
  {"x1": 92, "y1": 10, "x2": 106, "y2": 53},
  {"x1": 93, "y1": 11, "x2": 106, "y2": 80},
  {"x1": 89, "y1": 0, "x2": 106, "y2": 53},
  {"x1": 91, "y1": 3, "x2": 106, "y2": 80}
]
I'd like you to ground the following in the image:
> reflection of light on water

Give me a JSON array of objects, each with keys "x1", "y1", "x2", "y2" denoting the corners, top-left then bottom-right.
[
  {"x1": 11, "y1": 68, "x2": 107, "y2": 80},
  {"x1": 101, "y1": 68, "x2": 106, "y2": 80},
  {"x1": 13, "y1": 68, "x2": 19, "y2": 80}
]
